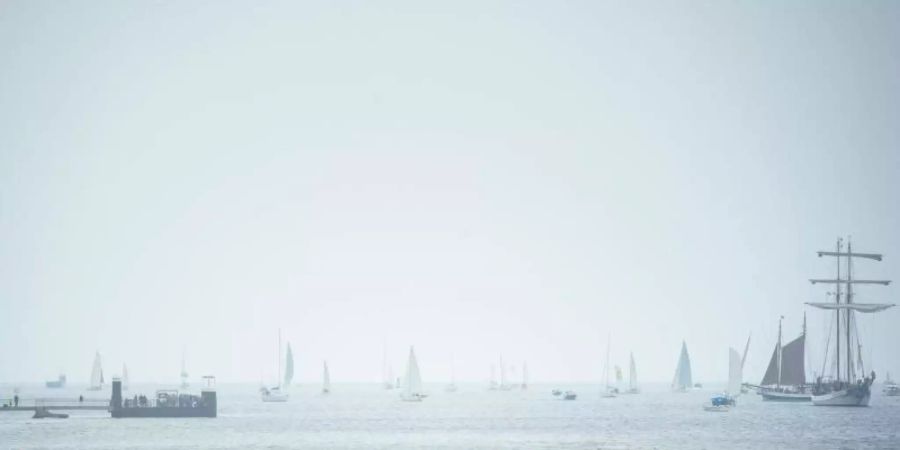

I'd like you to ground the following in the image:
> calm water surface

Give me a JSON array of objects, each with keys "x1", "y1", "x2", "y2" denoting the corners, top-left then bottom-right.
[{"x1": 1, "y1": 383, "x2": 898, "y2": 449}]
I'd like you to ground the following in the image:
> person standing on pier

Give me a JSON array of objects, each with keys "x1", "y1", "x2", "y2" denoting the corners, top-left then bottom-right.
[{"x1": 13, "y1": 395, "x2": 18, "y2": 407}]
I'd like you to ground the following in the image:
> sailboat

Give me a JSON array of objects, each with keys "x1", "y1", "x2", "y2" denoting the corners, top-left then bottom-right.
[
  {"x1": 122, "y1": 364, "x2": 130, "y2": 391},
  {"x1": 382, "y1": 342, "x2": 395, "y2": 390},
  {"x1": 261, "y1": 330, "x2": 290, "y2": 402},
  {"x1": 521, "y1": 362, "x2": 529, "y2": 390},
  {"x1": 284, "y1": 344, "x2": 294, "y2": 388},
  {"x1": 498, "y1": 355, "x2": 513, "y2": 391},
  {"x1": 704, "y1": 348, "x2": 742, "y2": 412},
  {"x1": 671, "y1": 341, "x2": 693, "y2": 392},
  {"x1": 488, "y1": 364, "x2": 498, "y2": 390},
  {"x1": 626, "y1": 353, "x2": 640, "y2": 394},
  {"x1": 756, "y1": 316, "x2": 811, "y2": 401},
  {"x1": 602, "y1": 337, "x2": 617, "y2": 397},
  {"x1": 807, "y1": 238, "x2": 894, "y2": 407},
  {"x1": 401, "y1": 346, "x2": 426, "y2": 401},
  {"x1": 883, "y1": 373, "x2": 899, "y2": 396},
  {"x1": 445, "y1": 356, "x2": 458, "y2": 392},
  {"x1": 180, "y1": 348, "x2": 189, "y2": 389},
  {"x1": 322, "y1": 360, "x2": 331, "y2": 394},
  {"x1": 87, "y1": 352, "x2": 104, "y2": 391},
  {"x1": 740, "y1": 334, "x2": 751, "y2": 393}
]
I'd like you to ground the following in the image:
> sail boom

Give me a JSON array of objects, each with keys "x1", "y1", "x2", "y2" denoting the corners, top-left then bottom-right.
[
  {"x1": 805, "y1": 302, "x2": 895, "y2": 313},
  {"x1": 817, "y1": 251, "x2": 882, "y2": 261}
]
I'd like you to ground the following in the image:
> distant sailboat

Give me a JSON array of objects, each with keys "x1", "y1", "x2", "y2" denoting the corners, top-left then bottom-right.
[
  {"x1": 401, "y1": 346, "x2": 425, "y2": 401},
  {"x1": 284, "y1": 344, "x2": 294, "y2": 388},
  {"x1": 488, "y1": 364, "x2": 498, "y2": 390},
  {"x1": 180, "y1": 348, "x2": 189, "y2": 389},
  {"x1": 671, "y1": 341, "x2": 693, "y2": 392},
  {"x1": 521, "y1": 362, "x2": 529, "y2": 390},
  {"x1": 445, "y1": 356, "x2": 457, "y2": 393},
  {"x1": 261, "y1": 329, "x2": 289, "y2": 402},
  {"x1": 322, "y1": 360, "x2": 331, "y2": 394},
  {"x1": 602, "y1": 336, "x2": 617, "y2": 397},
  {"x1": 382, "y1": 342, "x2": 394, "y2": 390},
  {"x1": 626, "y1": 353, "x2": 640, "y2": 394},
  {"x1": 122, "y1": 364, "x2": 130, "y2": 391},
  {"x1": 88, "y1": 352, "x2": 104, "y2": 391},
  {"x1": 498, "y1": 355, "x2": 513, "y2": 390}
]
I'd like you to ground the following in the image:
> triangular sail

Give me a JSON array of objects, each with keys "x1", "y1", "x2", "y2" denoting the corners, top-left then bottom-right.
[
  {"x1": 728, "y1": 347, "x2": 742, "y2": 395},
  {"x1": 671, "y1": 341, "x2": 692, "y2": 390},
  {"x1": 628, "y1": 353, "x2": 638, "y2": 390},
  {"x1": 761, "y1": 334, "x2": 805, "y2": 386},
  {"x1": 90, "y1": 352, "x2": 103, "y2": 389},
  {"x1": 405, "y1": 347, "x2": 422, "y2": 396},
  {"x1": 284, "y1": 344, "x2": 294, "y2": 387}
]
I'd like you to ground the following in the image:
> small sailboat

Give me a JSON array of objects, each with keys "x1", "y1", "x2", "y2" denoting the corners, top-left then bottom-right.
[
  {"x1": 322, "y1": 360, "x2": 331, "y2": 394},
  {"x1": 261, "y1": 329, "x2": 290, "y2": 402},
  {"x1": 87, "y1": 352, "x2": 104, "y2": 391},
  {"x1": 180, "y1": 348, "x2": 189, "y2": 389},
  {"x1": 563, "y1": 391, "x2": 577, "y2": 400},
  {"x1": 444, "y1": 356, "x2": 457, "y2": 392},
  {"x1": 498, "y1": 355, "x2": 513, "y2": 390},
  {"x1": 626, "y1": 353, "x2": 640, "y2": 394},
  {"x1": 703, "y1": 347, "x2": 742, "y2": 412},
  {"x1": 521, "y1": 362, "x2": 529, "y2": 390},
  {"x1": 671, "y1": 341, "x2": 693, "y2": 392},
  {"x1": 601, "y1": 337, "x2": 617, "y2": 397},
  {"x1": 488, "y1": 364, "x2": 498, "y2": 390},
  {"x1": 401, "y1": 346, "x2": 426, "y2": 401},
  {"x1": 122, "y1": 364, "x2": 130, "y2": 391},
  {"x1": 382, "y1": 342, "x2": 395, "y2": 390},
  {"x1": 808, "y1": 238, "x2": 894, "y2": 407},
  {"x1": 883, "y1": 373, "x2": 899, "y2": 396}
]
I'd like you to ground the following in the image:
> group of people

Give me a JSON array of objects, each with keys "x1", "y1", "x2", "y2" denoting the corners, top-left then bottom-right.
[{"x1": 123, "y1": 394, "x2": 150, "y2": 408}]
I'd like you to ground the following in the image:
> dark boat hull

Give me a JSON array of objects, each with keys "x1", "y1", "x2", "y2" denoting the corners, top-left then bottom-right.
[{"x1": 111, "y1": 407, "x2": 215, "y2": 418}]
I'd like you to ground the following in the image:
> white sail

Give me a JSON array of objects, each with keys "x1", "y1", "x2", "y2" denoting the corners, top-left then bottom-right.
[
  {"x1": 90, "y1": 352, "x2": 103, "y2": 389},
  {"x1": 404, "y1": 347, "x2": 423, "y2": 396},
  {"x1": 728, "y1": 347, "x2": 742, "y2": 395},
  {"x1": 323, "y1": 360, "x2": 331, "y2": 393},
  {"x1": 521, "y1": 362, "x2": 529, "y2": 389},
  {"x1": 284, "y1": 343, "x2": 294, "y2": 387},
  {"x1": 628, "y1": 353, "x2": 638, "y2": 392},
  {"x1": 122, "y1": 364, "x2": 129, "y2": 391},
  {"x1": 499, "y1": 355, "x2": 507, "y2": 388},
  {"x1": 672, "y1": 341, "x2": 693, "y2": 391}
]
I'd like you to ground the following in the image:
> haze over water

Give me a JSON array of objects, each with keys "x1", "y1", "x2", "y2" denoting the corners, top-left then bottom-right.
[{"x1": 1, "y1": 0, "x2": 899, "y2": 448}]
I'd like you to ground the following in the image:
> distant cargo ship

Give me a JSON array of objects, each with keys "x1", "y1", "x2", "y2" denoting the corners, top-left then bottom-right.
[
  {"x1": 45, "y1": 374, "x2": 66, "y2": 389},
  {"x1": 109, "y1": 377, "x2": 216, "y2": 418}
]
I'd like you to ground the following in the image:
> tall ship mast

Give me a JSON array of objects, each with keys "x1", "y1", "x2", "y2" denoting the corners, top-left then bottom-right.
[{"x1": 807, "y1": 238, "x2": 894, "y2": 407}]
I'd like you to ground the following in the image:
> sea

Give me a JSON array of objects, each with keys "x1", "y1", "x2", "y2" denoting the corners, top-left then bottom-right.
[{"x1": 1, "y1": 382, "x2": 898, "y2": 449}]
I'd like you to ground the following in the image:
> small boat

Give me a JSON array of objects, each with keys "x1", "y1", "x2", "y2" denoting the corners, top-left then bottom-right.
[
  {"x1": 671, "y1": 341, "x2": 693, "y2": 392},
  {"x1": 322, "y1": 360, "x2": 331, "y2": 394},
  {"x1": 551, "y1": 389, "x2": 562, "y2": 396},
  {"x1": 33, "y1": 408, "x2": 68, "y2": 419},
  {"x1": 704, "y1": 347, "x2": 744, "y2": 412},
  {"x1": 401, "y1": 346, "x2": 426, "y2": 401},
  {"x1": 883, "y1": 373, "x2": 900, "y2": 396},
  {"x1": 45, "y1": 374, "x2": 66, "y2": 389},
  {"x1": 563, "y1": 391, "x2": 577, "y2": 400},
  {"x1": 261, "y1": 330, "x2": 291, "y2": 402},
  {"x1": 488, "y1": 364, "x2": 499, "y2": 390},
  {"x1": 87, "y1": 352, "x2": 104, "y2": 391},
  {"x1": 626, "y1": 353, "x2": 640, "y2": 394},
  {"x1": 521, "y1": 362, "x2": 529, "y2": 390},
  {"x1": 601, "y1": 335, "x2": 617, "y2": 398},
  {"x1": 498, "y1": 355, "x2": 513, "y2": 391},
  {"x1": 382, "y1": 341, "x2": 395, "y2": 390}
]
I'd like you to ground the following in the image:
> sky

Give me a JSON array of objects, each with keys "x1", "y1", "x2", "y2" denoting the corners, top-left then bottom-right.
[{"x1": 1, "y1": 1, "x2": 898, "y2": 385}]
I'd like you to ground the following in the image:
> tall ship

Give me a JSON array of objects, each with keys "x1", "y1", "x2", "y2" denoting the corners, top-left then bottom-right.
[
  {"x1": 807, "y1": 238, "x2": 894, "y2": 407},
  {"x1": 671, "y1": 341, "x2": 693, "y2": 392},
  {"x1": 755, "y1": 316, "x2": 811, "y2": 401},
  {"x1": 109, "y1": 376, "x2": 216, "y2": 418}
]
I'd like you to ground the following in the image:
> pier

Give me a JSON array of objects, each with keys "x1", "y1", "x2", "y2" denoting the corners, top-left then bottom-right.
[{"x1": 0, "y1": 397, "x2": 109, "y2": 413}]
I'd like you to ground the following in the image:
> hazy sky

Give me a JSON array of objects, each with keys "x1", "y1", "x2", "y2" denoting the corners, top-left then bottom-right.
[{"x1": 1, "y1": 1, "x2": 898, "y2": 385}]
